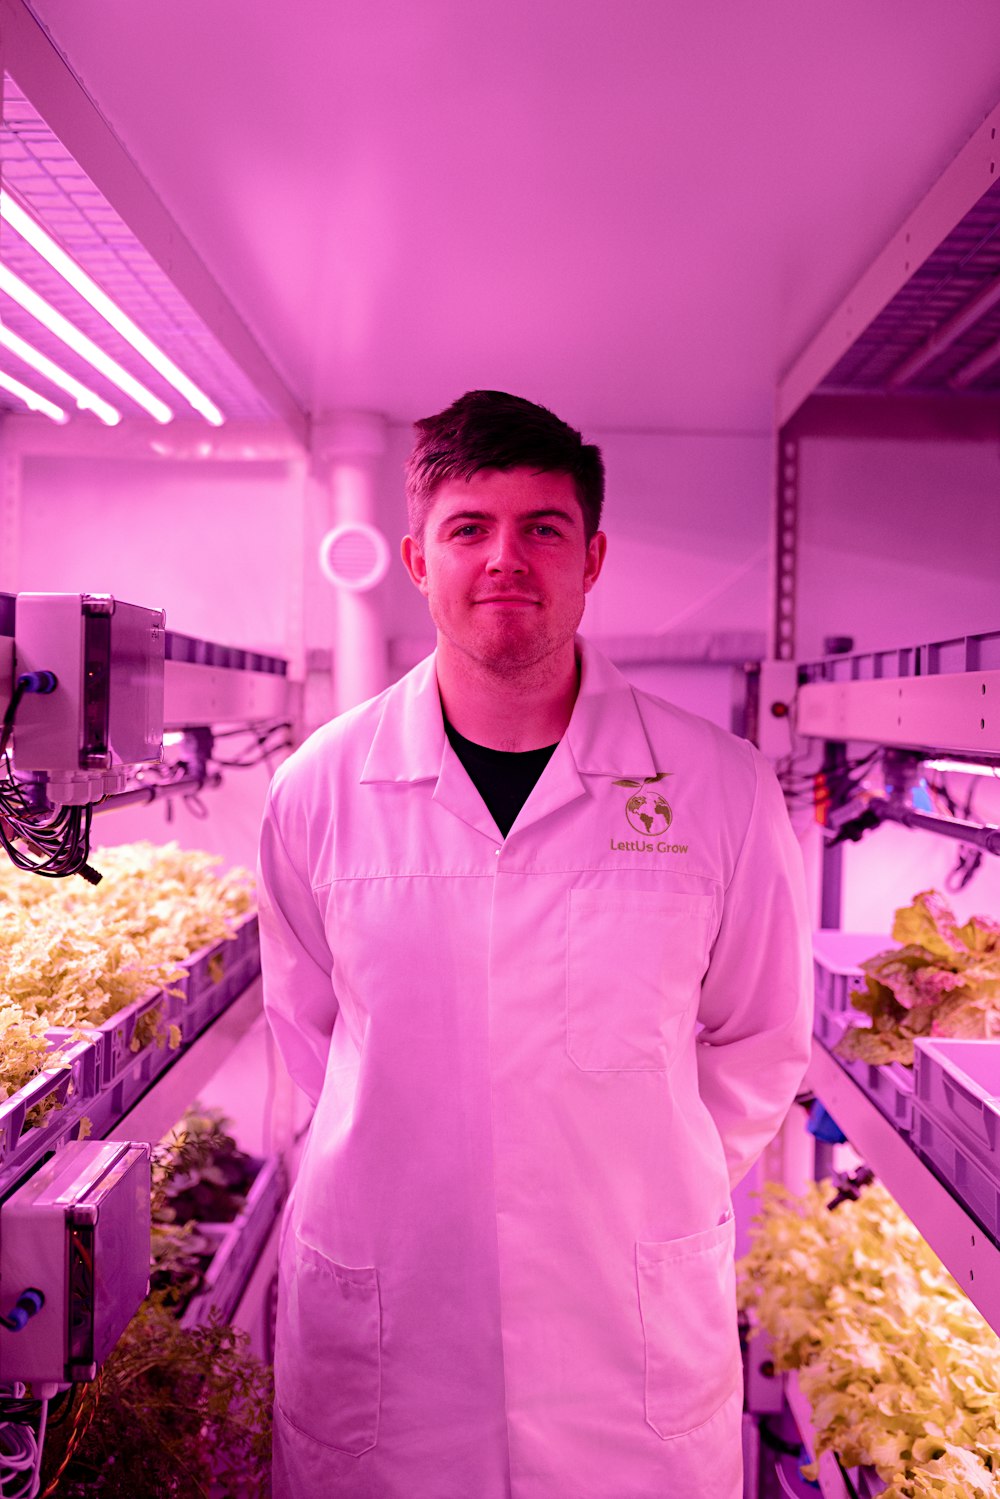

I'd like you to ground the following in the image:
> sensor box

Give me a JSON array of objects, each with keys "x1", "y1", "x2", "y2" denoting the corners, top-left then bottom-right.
[
  {"x1": 13, "y1": 593, "x2": 165, "y2": 804},
  {"x1": 0, "y1": 1140, "x2": 151, "y2": 1383}
]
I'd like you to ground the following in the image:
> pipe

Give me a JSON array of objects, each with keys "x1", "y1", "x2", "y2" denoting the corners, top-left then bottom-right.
[
  {"x1": 872, "y1": 799, "x2": 1000, "y2": 855},
  {"x1": 93, "y1": 770, "x2": 219, "y2": 813}
]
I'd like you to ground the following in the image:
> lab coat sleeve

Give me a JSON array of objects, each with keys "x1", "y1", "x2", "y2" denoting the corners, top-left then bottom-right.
[
  {"x1": 258, "y1": 783, "x2": 338, "y2": 1109},
  {"x1": 695, "y1": 748, "x2": 813, "y2": 1188}
]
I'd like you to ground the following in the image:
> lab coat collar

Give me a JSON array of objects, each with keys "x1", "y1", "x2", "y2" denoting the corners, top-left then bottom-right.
[
  {"x1": 360, "y1": 637, "x2": 658, "y2": 787},
  {"x1": 566, "y1": 637, "x2": 660, "y2": 780}
]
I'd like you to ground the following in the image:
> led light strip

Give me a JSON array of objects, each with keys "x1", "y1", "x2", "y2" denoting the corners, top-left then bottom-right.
[
  {"x1": 0, "y1": 321, "x2": 121, "y2": 425},
  {"x1": 1, "y1": 192, "x2": 225, "y2": 427},
  {"x1": 0, "y1": 367, "x2": 68, "y2": 423},
  {"x1": 0, "y1": 261, "x2": 173, "y2": 423}
]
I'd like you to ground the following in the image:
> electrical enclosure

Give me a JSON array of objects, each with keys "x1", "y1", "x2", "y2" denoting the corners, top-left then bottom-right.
[
  {"x1": 0, "y1": 1140, "x2": 151, "y2": 1383},
  {"x1": 13, "y1": 593, "x2": 166, "y2": 805}
]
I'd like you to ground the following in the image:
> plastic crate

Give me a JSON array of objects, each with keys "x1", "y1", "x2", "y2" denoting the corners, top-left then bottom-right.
[
  {"x1": 180, "y1": 911, "x2": 259, "y2": 1040},
  {"x1": 814, "y1": 1005, "x2": 850, "y2": 1052},
  {"x1": 181, "y1": 1154, "x2": 285, "y2": 1328},
  {"x1": 0, "y1": 1032, "x2": 100, "y2": 1194},
  {"x1": 839, "y1": 1052, "x2": 915, "y2": 1134},
  {"x1": 812, "y1": 930, "x2": 890, "y2": 1018},
  {"x1": 912, "y1": 1039, "x2": 1000, "y2": 1236},
  {"x1": 812, "y1": 930, "x2": 914, "y2": 1133},
  {"x1": 912, "y1": 1106, "x2": 1000, "y2": 1245},
  {"x1": 913, "y1": 1038, "x2": 1000, "y2": 1158},
  {"x1": 96, "y1": 980, "x2": 183, "y2": 1090}
]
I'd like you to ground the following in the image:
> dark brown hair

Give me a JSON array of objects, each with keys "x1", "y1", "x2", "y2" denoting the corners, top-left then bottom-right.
[{"x1": 404, "y1": 390, "x2": 604, "y2": 541}]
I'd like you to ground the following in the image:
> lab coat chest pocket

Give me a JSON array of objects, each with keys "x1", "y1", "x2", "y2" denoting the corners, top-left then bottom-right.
[
  {"x1": 275, "y1": 1229, "x2": 381, "y2": 1455},
  {"x1": 566, "y1": 889, "x2": 713, "y2": 1070},
  {"x1": 636, "y1": 1215, "x2": 740, "y2": 1439}
]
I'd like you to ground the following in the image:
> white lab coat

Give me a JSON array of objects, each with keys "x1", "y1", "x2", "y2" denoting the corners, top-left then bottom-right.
[{"x1": 258, "y1": 638, "x2": 813, "y2": 1499}]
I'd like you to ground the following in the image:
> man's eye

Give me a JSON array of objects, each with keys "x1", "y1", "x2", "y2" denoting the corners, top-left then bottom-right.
[
  {"x1": 532, "y1": 525, "x2": 559, "y2": 537},
  {"x1": 452, "y1": 525, "x2": 482, "y2": 538}
]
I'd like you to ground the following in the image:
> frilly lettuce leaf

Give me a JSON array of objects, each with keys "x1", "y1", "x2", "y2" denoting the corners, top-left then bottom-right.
[
  {"x1": 739, "y1": 1180, "x2": 1000, "y2": 1497},
  {"x1": 832, "y1": 891, "x2": 1000, "y2": 1067}
]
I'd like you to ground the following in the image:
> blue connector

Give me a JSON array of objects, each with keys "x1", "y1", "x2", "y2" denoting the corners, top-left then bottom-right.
[
  {"x1": 0, "y1": 1288, "x2": 45, "y2": 1331},
  {"x1": 17, "y1": 671, "x2": 58, "y2": 695}
]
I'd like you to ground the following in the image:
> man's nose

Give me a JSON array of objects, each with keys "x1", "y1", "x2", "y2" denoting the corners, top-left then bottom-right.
[{"x1": 486, "y1": 528, "x2": 528, "y2": 573}]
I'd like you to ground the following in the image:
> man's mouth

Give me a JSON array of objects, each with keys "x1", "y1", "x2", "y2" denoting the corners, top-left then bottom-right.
[{"x1": 474, "y1": 596, "x2": 539, "y2": 605}]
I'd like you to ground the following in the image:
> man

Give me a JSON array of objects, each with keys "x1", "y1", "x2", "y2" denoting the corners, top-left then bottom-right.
[{"x1": 258, "y1": 389, "x2": 813, "y2": 1499}]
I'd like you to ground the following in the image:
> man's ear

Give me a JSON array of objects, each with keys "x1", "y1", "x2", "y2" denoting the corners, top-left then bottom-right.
[
  {"x1": 401, "y1": 534, "x2": 429, "y2": 595},
  {"x1": 583, "y1": 530, "x2": 607, "y2": 594}
]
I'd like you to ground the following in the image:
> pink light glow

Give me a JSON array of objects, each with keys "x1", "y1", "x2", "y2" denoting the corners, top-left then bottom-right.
[
  {"x1": 0, "y1": 261, "x2": 173, "y2": 423},
  {"x1": 0, "y1": 321, "x2": 121, "y2": 425},
  {"x1": 0, "y1": 367, "x2": 68, "y2": 423},
  {"x1": 1, "y1": 191, "x2": 225, "y2": 427}
]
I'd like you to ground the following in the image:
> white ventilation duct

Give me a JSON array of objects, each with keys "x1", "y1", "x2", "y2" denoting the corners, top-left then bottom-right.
[{"x1": 319, "y1": 521, "x2": 390, "y2": 593}]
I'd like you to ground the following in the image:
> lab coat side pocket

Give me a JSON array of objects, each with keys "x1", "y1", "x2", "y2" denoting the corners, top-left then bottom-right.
[
  {"x1": 275, "y1": 1229, "x2": 381, "y2": 1456},
  {"x1": 635, "y1": 1214, "x2": 740, "y2": 1440}
]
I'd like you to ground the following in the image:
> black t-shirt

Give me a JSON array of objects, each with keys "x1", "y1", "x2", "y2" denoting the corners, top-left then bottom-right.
[{"x1": 443, "y1": 719, "x2": 559, "y2": 838}]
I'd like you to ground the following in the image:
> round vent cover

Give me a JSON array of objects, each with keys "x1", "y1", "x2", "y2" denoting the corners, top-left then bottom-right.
[{"x1": 319, "y1": 522, "x2": 391, "y2": 592}]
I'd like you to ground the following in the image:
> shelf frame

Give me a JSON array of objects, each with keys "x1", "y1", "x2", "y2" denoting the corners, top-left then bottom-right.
[
  {"x1": 110, "y1": 978, "x2": 263, "y2": 1145},
  {"x1": 777, "y1": 98, "x2": 1000, "y2": 426},
  {"x1": 796, "y1": 666, "x2": 1000, "y2": 756},
  {"x1": 807, "y1": 1042, "x2": 1000, "y2": 1334}
]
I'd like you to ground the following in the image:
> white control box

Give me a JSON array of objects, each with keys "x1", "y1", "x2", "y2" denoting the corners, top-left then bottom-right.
[
  {"x1": 0, "y1": 1140, "x2": 151, "y2": 1384},
  {"x1": 13, "y1": 593, "x2": 165, "y2": 805}
]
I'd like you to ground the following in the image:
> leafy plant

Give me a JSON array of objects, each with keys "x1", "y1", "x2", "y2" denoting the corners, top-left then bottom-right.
[
  {"x1": 38, "y1": 1297, "x2": 273, "y2": 1499},
  {"x1": 835, "y1": 890, "x2": 1000, "y2": 1067},
  {"x1": 739, "y1": 1179, "x2": 1000, "y2": 1497},
  {"x1": 153, "y1": 1103, "x2": 259, "y2": 1226},
  {"x1": 0, "y1": 842, "x2": 254, "y2": 1114}
]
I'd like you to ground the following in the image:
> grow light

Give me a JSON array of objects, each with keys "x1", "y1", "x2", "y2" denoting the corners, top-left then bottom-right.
[{"x1": 1, "y1": 191, "x2": 224, "y2": 427}]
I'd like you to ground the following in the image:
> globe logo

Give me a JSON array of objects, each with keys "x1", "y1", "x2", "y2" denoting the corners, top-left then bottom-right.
[{"x1": 626, "y1": 790, "x2": 672, "y2": 837}]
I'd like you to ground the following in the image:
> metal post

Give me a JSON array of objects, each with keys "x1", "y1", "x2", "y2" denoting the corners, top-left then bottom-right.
[{"x1": 770, "y1": 430, "x2": 799, "y2": 663}]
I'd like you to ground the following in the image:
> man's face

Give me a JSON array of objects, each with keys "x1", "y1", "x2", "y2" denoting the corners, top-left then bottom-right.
[{"x1": 401, "y1": 467, "x2": 606, "y2": 676}]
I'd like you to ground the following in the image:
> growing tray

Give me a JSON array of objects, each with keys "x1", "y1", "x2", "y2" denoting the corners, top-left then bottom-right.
[
  {"x1": 0, "y1": 912, "x2": 261, "y2": 1173},
  {"x1": 812, "y1": 930, "x2": 914, "y2": 1134},
  {"x1": 0, "y1": 1032, "x2": 100, "y2": 1197},
  {"x1": 812, "y1": 930, "x2": 891, "y2": 1019},
  {"x1": 181, "y1": 1154, "x2": 286, "y2": 1328},
  {"x1": 181, "y1": 913, "x2": 261, "y2": 1041},
  {"x1": 911, "y1": 1039, "x2": 1000, "y2": 1244}
]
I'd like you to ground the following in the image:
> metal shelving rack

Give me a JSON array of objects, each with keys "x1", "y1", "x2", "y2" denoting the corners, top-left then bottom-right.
[
  {"x1": 0, "y1": 598, "x2": 293, "y2": 1343},
  {"x1": 751, "y1": 95, "x2": 1000, "y2": 1499}
]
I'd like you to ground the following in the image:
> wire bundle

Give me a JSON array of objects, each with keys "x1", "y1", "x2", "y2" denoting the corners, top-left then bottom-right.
[{"x1": 0, "y1": 1399, "x2": 48, "y2": 1499}]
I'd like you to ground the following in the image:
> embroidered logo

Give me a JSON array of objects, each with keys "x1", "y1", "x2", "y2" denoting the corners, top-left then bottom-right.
[
  {"x1": 609, "y1": 773, "x2": 688, "y2": 854},
  {"x1": 613, "y1": 772, "x2": 673, "y2": 836}
]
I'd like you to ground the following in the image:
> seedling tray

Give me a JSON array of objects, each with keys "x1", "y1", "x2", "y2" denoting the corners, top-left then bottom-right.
[
  {"x1": 181, "y1": 1154, "x2": 285, "y2": 1328},
  {"x1": 0, "y1": 1032, "x2": 99, "y2": 1195}
]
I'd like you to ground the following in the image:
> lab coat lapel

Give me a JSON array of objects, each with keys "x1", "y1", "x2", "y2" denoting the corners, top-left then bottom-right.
[
  {"x1": 359, "y1": 650, "x2": 503, "y2": 842},
  {"x1": 359, "y1": 639, "x2": 658, "y2": 842},
  {"x1": 565, "y1": 637, "x2": 659, "y2": 782},
  {"x1": 507, "y1": 639, "x2": 659, "y2": 837}
]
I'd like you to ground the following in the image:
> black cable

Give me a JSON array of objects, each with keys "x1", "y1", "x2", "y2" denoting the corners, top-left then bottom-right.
[{"x1": 0, "y1": 680, "x2": 27, "y2": 761}]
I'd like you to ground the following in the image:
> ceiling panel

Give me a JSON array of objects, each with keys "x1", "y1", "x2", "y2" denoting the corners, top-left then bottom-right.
[{"x1": 13, "y1": 1, "x2": 1000, "y2": 431}]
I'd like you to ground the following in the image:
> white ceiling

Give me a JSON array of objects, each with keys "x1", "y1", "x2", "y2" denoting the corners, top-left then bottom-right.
[{"x1": 18, "y1": 0, "x2": 1000, "y2": 433}]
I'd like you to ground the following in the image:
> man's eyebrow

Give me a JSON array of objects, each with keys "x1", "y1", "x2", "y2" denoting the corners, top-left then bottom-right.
[{"x1": 436, "y1": 507, "x2": 579, "y2": 530}]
